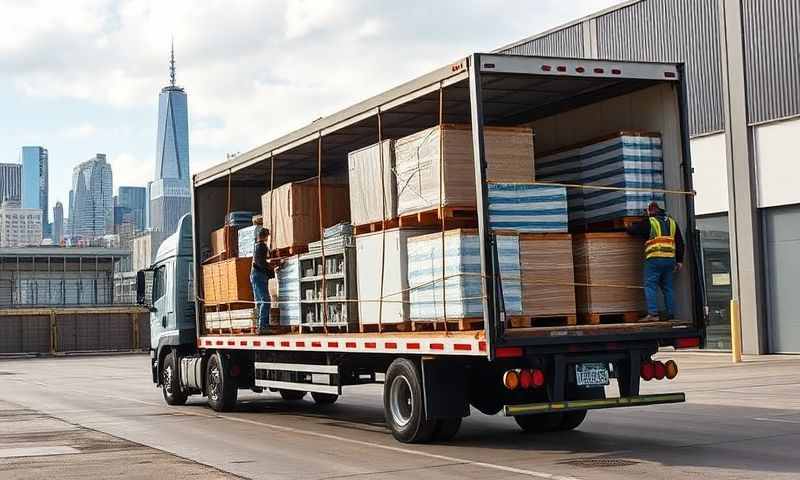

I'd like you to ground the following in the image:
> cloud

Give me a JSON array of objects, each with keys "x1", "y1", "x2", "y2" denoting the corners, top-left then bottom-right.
[{"x1": 60, "y1": 123, "x2": 97, "y2": 139}]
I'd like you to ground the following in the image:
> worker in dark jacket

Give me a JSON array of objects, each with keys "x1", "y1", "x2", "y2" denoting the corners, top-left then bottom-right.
[
  {"x1": 627, "y1": 202, "x2": 685, "y2": 321},
  {"x1": 251, "y1": 228, "x2": 275, "y2": 334}
]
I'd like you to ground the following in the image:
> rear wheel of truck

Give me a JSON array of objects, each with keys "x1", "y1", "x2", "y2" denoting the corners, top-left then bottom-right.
[
  {"x1": 206, "y1": 352, "x2": 237, "y2": 412},
  {"x1": 279, "y1": 390, "x2": 307, "y2": 401},
  {"x1": 432, "y1": 418, "x2": 462, "y2": 442},
  {"x1": 311, "y1": 392, "x2": 338, "y2": 404},
  {"x1": 556, "y1": 386, "x2": 605, "y2": 431},
  {"x1": 384, "y1": 358, "x2": 436, "y2": 443},
  {"x1": 161, "y1": 350, "x2": 187, "y2": 406}
]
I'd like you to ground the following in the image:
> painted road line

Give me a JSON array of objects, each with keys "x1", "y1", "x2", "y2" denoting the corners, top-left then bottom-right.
[{"x1": 754, "y1": 417, "x2": 800, "y2": 425}]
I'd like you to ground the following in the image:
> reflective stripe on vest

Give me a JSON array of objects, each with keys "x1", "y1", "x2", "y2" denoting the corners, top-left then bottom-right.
[{"x1": 644, "y1": 216, "x2": 676, "y2": 259}]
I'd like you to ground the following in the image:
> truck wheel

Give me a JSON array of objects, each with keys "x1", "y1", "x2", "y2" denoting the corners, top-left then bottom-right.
[
  {"x1": 432, "y1": 418, "x2": 462, "y2": 442},
  {"x1": 161, "y1": 350, "x2": 187, "y2": 406},
  {"x1": 206, "y1": 353, "x2": 237, "y2": 412},
  {"x1": 514, "y1": 413, "x2": 564, "y2": 433},
  {"x1": 384, "y1": 358, "x2": 436, "y2": 443},
  {"x1": 279, "y1": 390, "x2": 307, "y2": 401},
  {"x1": 311, "y1": 392, "x2": 338, "y2": 404},
  {"x1": 556, "y1": 386, "x2": 604, "y2": 431}
]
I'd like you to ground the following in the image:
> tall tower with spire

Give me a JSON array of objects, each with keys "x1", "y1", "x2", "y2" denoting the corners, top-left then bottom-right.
[{"x1": 151, "y1": 40, "x2": 190, "y2": 242}]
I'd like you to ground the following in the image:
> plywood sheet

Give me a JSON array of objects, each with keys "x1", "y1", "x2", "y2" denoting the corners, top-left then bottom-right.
[{"x1": 519, "y1": 233, "x2": 576, "y2": 317}]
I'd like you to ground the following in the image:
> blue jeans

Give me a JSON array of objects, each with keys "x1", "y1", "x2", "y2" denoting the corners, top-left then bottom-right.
[
  {"x1": 644, "y1": 258, "x2": 675, "y2": 316},
  {"x1": 250, "y1": 269, "x2": 270, "y2": 330}
]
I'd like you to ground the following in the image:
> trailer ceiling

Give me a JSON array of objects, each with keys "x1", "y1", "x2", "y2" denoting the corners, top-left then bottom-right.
[{"x1": 196, "y1": 54, "x2": 672, "y2": 190}]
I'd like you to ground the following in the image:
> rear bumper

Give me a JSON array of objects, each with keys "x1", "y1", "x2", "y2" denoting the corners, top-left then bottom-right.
[{"x1": 502, "y1": 392, "x2": 685, "y2": 416}]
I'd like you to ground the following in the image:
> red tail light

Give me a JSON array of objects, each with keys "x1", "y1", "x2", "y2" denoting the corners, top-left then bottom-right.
[
  {"x1": 653, "y1": 361, "x2": 666, "y2": 380},
  {"x1": 675, "y1": 337, "x2": 700, "y2": 349},
  {"x1": 640, "y1": 362, "x2": 654, "y2": 381},
  {"x1": 519, "y1": 369, "x2": 532, "y2": 389},
  {"x1": 531, "y1": 369, "x2": 545, "y2": 388}
]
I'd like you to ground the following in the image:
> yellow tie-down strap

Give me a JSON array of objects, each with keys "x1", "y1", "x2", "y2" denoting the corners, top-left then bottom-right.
[{"x1": 502, "y1": 393, "x2": 686, "y2": 416}]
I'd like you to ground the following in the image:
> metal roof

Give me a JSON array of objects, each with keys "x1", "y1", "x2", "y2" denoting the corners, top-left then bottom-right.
[{"x1": 0, "y1": 247, "x2": 130, "y2": 258}]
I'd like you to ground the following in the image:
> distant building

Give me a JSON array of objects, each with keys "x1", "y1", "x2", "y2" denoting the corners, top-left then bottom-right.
[
  {"x1": 0, "y1": 163, "x2": 21, "y2": 204},
  {"x1": 132, "y1": 229, "x2": 168, "y2": 272},
  {"x1": 69, "y1": 154, "x2": 113, "y2": 242},
  {"x1": 53, "y1": 201, "x2": 64, "y2": 245},
  {"x1": 0, "y1": 200, "x2": 43, "y2": 247},
  {"x1": 117, "y1": 186, "x2": 147, "y2": 232},
  {"x1": 20, "y1": 146, "x2": 48, "y2": 238},
  {"x1": 151, "y1": 42, "x2": 190, "y2": 247},
  {"x1": 145, "y1": 181, "x2": 152, "y2": 229}
]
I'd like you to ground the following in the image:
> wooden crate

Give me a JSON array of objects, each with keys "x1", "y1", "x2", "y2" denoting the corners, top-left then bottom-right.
[
  {"x1": 261, "y1": 178, "x2": 350, "y2": 251},
  {"x1": 572, "y1": 233, "x2": 646, "y2": 316},
  {"x1": 518, "y1": 232, "x2": 577, "y2": 318},
  {"x1": 210, "y1": 225, "x2": 239, "y2": 259},
  {"x1": 202, "y1": 257, "x2": 254, "y2": 306}
]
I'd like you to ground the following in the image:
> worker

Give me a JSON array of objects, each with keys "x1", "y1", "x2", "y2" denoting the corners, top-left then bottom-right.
[
  {"x1": 627, "y1": 202, "x2": 685, "y2": 321},
  {"x1": 251, "y1": 227, "x2": 275, "y2": 334}
]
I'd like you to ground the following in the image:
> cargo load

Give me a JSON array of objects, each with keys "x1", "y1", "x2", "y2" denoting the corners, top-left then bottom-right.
[
  {"x1": 261, "y1": 178, "x2": 350, "y2": 251},
  {"x1": 277, "y1": 256, "x2": 301, "y2": 326},
  {"x1": 201, "y1": 257, "x2": 253, "y2": 306},
  {"x1": 348, "y1": 140, "x2": 397, "y2": 226},
  {"x1": 488, "y1": 183, "x2": 568, "y2": 233},
  {"x1": 518, "y1": 233, "x2": 577, "y2": 319},
  {"x1": 394, "y1": 124, "x2": 535, "y2": 216},
  {"x1": 237, "y1": 225, "x2": 257, "y2": 258}
]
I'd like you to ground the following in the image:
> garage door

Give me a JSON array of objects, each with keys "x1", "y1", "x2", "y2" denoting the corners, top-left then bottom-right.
[{"x1": 765, "y1": 205, "x2": 800, "y2": 353}]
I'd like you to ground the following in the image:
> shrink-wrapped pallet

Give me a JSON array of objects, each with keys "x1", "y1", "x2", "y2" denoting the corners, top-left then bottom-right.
[
  {"x1": 518, "y1": 233, "x2": 576, "y2": 317},
  {"x1": 572, "y1": 233, "x2": 646, "y2": 314},
  {"x1": 537, "y1": 132, "x2": 664, "y2": 225},
  {"x1": 202, "y1": 257, "x2": 253, "y2": 306},
  {"x1": 394, "y1": 125, "x2": 535, "y2": 216},
  {"x1": 348, "y1": 140, "x2": 397, "y2": 225},
  {"x1": 488, "y1": 183, "x2": 568, "y2": 232},
  {"x1": 406, "y1": 229, "x2": 521, "y2": 320},
  {"x1": 277, "y1": 256, "x2": 301, "y2": 326},
  {"x1": 237, "y1": 225, "x2": 257, "y2": 258},
  {"x1": 261, "y1": 178, "x2": 350, "y2": 251}
]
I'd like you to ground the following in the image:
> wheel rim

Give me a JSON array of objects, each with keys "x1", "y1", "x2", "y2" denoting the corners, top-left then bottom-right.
[
  {"x1": 162, "y1": 364, "x2": 174, "y2": 396},
  {"x1": 208, "y1": 365, "x2": 221, "y2": 402},
  {"x1": 389, "y1": 375, "x2": 413, "y2": 427}
]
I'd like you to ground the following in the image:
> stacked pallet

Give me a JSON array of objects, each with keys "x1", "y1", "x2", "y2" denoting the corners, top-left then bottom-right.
[
  {"x1": 406, "y1": 229, "x2": 521, "y2": 327},
  {"x1": 348, "y1": 140, "x2": 397, "y2": 226},
  {"x1": 202, "y1": 257, "x2": 253, "y2": 306},
  {"x1": 488, "y1": 183, "x2": 568, "y2": 233},
  {"x1": 572, "y1": 233, "x2": 646, "y2": 323},
  {"x1": 277, "y1": 256, "x2": 301, "y2": 326},
  {"x1": 261, "y1": 177, "x2": 350, "y2": 253},
  {"x1": 393, "y1": 124, "x2": 535, "y2": 216},
  {"x1": 537, "y1": 131, "x2": 664, "y2": 226}
]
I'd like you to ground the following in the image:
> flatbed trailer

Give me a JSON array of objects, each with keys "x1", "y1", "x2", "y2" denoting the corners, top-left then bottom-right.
[{"x1": 141, "y1": 53, "x2": 705, "y2": 443}]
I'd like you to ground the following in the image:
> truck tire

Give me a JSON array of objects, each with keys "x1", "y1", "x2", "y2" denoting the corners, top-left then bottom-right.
[
  {"x1": 311, "y1": 392, "x2": 338, "y2": 404},
  {"x1": 206, "y1": 352, "x2": 237, "y2": 412},
  {"x1": 384, "y1": 358, "x2": 436, "y2": 443},
  {"x1": 279, "y1": 390, "x2": 307, "y2": 401},
  {"x1": 514, "y1": 412, "x2": 564, "y2": 433},
  {"x1": 432, "y1": 418, "x2": 462, "y2": 442},
  {"x1": 556, "y1": 386, "x2": 604, "y2": 431},
  {"x1": 161, "y1": 350, "x2": 188, "y2": 406}
]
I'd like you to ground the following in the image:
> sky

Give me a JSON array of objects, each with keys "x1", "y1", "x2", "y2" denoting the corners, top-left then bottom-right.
[{"x1": 0, "y1": 0, "x2": 620, "y2": 218}]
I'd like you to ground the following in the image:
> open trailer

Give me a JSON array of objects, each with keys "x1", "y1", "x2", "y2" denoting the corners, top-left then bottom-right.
[{"x1": 140, "y1": 53, "x2": 706, "y2": 443}]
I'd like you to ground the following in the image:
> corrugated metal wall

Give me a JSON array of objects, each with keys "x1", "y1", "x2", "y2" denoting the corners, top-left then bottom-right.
[
  {"x1": 593, "y1": 0, "x2": 724, "y2": 136},
  {"x1": 742, "y1": 0, "x2": 800, "y2": 125},
  {"x1": 501, "y1": 24, "x2": 585, "y2": 58}
]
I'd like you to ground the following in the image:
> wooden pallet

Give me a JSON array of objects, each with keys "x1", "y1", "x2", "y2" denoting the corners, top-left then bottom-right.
[
  {"x1": 298, "y1": 323, "x2": 353, "y2": 334},
  {"x1": 398, "y1": 206, "x2": 478, "y2": 228},
  {"x1": 204, "y1": 326, "x2": 257, "y2": 335},
  {"x1": 272, "y1": 244, "x2": 309, "y2": 258},
  {"x1": 576, "y1": 216, "x2": 644, "y2": 233},
  {"x1": 353, "y1": 218, "x2": 400, "y2": 236},
  {"x1": 411, "y1": 318, "x2": 484, "y2": 332},
  {"x1": 359, "y1": 321, "x2": 412, "y2": 333},
  {"x1": 507, "y1": 314, "x2": 577, "y2": 329},
  {"x1": 579, "y1": 311, "x2": 643, "y2": 325},
  {"x1": 203, "y1": 302, "x2": 254, "y2": 312}
]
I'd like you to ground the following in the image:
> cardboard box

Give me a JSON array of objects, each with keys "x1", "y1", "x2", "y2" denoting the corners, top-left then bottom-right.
[
  {"x1": 210, "y1": 226, "x2": 238, "y2": 258},
  {"x1": 348, "y1": 140, "x2": 397, "y2": 226},
  {"x1": 261, "y1": 178, "x2": 350, "y2": 251},
  {"x1": 202, "y1": 257, "x2": 253, "y2": 306},
  {"x1": 519, "y1": 233, "x2": 576, "y2": 317}
]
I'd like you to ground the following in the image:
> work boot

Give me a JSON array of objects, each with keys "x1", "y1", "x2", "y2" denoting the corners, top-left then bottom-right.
[{"x1": 639, "y1": 314, "x2": 659, "y2": 322}]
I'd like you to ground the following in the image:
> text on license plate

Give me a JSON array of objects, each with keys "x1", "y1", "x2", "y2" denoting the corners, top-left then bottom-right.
[{"x1": 575, "y1": 363, "x2": 609, "y2": 387}]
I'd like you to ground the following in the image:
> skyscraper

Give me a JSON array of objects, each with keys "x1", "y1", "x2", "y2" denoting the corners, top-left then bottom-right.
[
  {"x1": 151, "y1": 42, "x2": 190, "y2": 240},
  {"x1": 69, "y1": 154, "x2": 113, "y2": 241},
  {"x1": 53, "y1": 201, "x2": 64, "y2": 245},
  {"x1": 0, "y1": 163, "x2": 21, "y2": 204},
  {"x1": 20, "y1": 146, "x2": 48, "y2": 238},
  {"x1": 117, "y1": 186, "x2": 147, "y2": 232}
]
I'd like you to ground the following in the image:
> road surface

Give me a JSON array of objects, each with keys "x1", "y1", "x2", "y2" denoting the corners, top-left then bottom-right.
[{"x1": 1, "y1": 351, "x2": 798, "y2": 479}]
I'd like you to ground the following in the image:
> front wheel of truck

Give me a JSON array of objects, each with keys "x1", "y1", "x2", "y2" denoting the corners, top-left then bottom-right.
[
  {"x1": 161, "y1": 350, "x2": 187, "y2": 406},
  {"x1": 206, "y1": 352, "x2": 237, "y2": 412}
]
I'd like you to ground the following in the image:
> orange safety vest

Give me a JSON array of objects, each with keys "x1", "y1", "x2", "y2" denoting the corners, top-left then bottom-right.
[{"x1": 644, "y1": 216, "x2": 677, "y2": 260}]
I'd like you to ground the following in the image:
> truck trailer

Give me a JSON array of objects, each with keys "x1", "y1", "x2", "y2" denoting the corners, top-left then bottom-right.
[{"x1": 139, "y1": 53, "x2": 705, "y2": 443}]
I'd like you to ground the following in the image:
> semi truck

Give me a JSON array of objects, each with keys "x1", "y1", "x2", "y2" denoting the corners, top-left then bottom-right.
[{"x1": 138, "y1": 53, "x2": 705, "y2": 443}]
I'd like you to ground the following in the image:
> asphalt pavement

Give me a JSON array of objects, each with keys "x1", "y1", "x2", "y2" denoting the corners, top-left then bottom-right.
[{"x1": 1, "y1": 351, "x2": 799, "y2": 479}]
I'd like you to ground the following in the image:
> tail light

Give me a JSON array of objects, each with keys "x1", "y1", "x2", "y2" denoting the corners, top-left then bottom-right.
[
  {"x1": 665, "y1": 360, "x2": 679, "y2": 379},
  {"x1": 503, "y1": 370, "x2": 520, "y2": 390},
  {"x1": 653, "y1": 361, "x2": 666, "y2": 380},
  {"x1": 519, "y1": 369, "x2": 532, "y2": 389},
  {"x1": 640, "y1": 362, "x2": 654, "y2": 381},
  {"x1": 532, "y1": 369, "x2": 545, "y2": 388}
]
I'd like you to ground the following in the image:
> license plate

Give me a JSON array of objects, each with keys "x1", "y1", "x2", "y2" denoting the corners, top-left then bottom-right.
[{"x1": 575, "y1": 363, "x2": 609, "y2": 387}]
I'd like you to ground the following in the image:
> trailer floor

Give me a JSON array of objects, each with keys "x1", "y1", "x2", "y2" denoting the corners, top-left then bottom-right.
[{"x1": 1, "y1": 352, "x2": 799, "y2": 479}]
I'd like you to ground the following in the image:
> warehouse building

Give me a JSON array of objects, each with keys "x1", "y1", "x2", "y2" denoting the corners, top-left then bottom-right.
[{"x1": 496, "y1": 0, "x2": 799, "y2": 353}]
